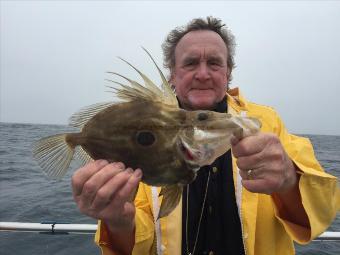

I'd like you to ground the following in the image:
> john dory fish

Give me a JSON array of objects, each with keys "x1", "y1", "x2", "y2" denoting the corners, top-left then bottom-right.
[{"x1": 32, "y1": 49, "x2": 261, "y2": 218}]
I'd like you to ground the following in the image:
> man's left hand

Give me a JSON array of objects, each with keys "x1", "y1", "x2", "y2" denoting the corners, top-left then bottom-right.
[{"x1": 232, "y1": 132, "x2": 297, "y2": 194}]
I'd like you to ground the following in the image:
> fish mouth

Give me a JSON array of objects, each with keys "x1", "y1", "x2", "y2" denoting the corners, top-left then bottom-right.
[{"x1": 177, "y1": 139, "x2": 205, "y2": 171}]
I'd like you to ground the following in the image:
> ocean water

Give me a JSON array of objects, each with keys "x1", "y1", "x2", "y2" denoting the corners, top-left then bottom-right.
[{"x1": 0, "y1": 122, "x2": 339, "y2": 255}]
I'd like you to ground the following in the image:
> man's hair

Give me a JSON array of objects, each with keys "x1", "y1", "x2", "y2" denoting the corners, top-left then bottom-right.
[{"x1": 162, "y1": 16, "x2": 236, "y2": 84}]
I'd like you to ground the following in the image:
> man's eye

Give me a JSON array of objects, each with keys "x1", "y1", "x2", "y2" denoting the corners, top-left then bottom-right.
[
  {"x1": 185, "y1": 62, "x2": 195, "y2": 66},
  {"x1": 209, "y1": 62, "x2": 222, "y2": 71},
  {"x1": 209, "y1": 61, "x2": 220, "y2": 66}
]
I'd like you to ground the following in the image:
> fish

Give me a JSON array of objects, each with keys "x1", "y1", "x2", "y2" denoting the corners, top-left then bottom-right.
[{"x1": 32, "y1": 48, "x2": 261, "y2": 219}]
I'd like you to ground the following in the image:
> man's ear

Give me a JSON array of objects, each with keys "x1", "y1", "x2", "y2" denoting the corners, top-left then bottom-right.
[
  {"x1": 223, "y1": 71, "x2": 229, "y2": 84},
  {"x1": 169, "y1": 70, "x2": 176, "y2": 90},
  {"x1": 226, "y1": 68, "x2": 232, "y2": 83}
]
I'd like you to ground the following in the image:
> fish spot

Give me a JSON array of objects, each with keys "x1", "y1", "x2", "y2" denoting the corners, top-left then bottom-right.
[
  {"x1": 136, "y1": 131, "x2": 156, "y2": 146},
  {"x1": 197, "y1": 112, "x2": 209, "y2": 121}
]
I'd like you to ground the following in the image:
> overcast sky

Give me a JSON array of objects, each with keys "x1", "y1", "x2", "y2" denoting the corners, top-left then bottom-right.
[{"x1": 1, "y1": 1, "x2": 340, "y2": 135}]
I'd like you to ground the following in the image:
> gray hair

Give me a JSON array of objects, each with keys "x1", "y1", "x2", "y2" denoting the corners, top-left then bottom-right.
[{"x1": 162, "y1": 16, "x2": 236, "y2": 84}]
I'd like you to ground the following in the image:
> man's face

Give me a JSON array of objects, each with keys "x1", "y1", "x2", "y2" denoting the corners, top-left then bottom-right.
[{"x1": 170, "y1": 30, "x2": 229, "y2": 110}]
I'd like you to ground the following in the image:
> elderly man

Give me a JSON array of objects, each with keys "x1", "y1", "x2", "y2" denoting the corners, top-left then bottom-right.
[{"x1": 72, "y1": 17, "x2": 339, "y2": 255}]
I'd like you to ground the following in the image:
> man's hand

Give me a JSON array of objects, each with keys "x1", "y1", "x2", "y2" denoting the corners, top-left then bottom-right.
[
  {"x1": 232, "y1": 132, "x2": 297, "y2": 194},
  {"x1": 72, "y1": 160, "x2": 142, "y2": 234}
]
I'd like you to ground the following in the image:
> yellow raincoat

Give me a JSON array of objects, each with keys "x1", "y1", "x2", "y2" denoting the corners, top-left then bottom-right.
[{"x1": 95, "y1": 88, "x2": 339, "y2": 255}]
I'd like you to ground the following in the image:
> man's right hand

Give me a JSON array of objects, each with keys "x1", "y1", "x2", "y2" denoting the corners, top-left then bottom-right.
[{"x1": 71, "y1": 160, "x2": 142, "y2": 234}]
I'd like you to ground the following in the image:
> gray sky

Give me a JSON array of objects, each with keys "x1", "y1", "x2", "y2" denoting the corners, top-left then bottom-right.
[{"x1": 1, "y1": 1, "x2": 340, "y2": 135}]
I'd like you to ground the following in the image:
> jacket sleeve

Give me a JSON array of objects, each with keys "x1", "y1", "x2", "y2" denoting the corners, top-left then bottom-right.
[
  {"x1": 95, "y1": 182, "x2": 155, "y2": 254},
  {"x1": 272, "y1": 110, "x2": 340, "y2": 244}
]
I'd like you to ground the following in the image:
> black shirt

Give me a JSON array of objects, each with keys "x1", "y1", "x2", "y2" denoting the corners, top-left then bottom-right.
[{"x1": 181, "y1": 98, "x2": 245, "y2": 255}]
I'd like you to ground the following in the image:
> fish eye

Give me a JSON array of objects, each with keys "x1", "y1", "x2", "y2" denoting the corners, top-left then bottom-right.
[
  {"x1": 136, "y1": 131, "x2": 156, "y2": 146},
  {"x1": 197, "y1": 112, "x2": 209, "y2": 121}
]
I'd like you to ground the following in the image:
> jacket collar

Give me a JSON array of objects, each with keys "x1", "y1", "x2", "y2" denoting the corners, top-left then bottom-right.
[{"x1": 226, "y1": 87, "x2": 249, "y2": 112}]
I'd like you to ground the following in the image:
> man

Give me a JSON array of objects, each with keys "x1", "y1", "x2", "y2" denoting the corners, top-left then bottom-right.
[{"x1": 72, "y1": 17, "x2": 339, "y2": 255}]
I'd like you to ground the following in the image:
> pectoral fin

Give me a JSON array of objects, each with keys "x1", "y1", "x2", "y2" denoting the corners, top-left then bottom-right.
[{"x1": 158, "y1": 185, "x2": 182, "y2": 219}]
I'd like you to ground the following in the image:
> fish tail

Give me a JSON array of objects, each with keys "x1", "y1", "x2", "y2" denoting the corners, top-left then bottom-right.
[{"x1": 32, "y1": 133, "x2": 75, "y2": 179}]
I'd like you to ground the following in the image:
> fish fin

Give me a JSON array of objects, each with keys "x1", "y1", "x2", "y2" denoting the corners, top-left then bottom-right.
[
  {"x1": 107, "y1": 69, "x2": 164, "y2": 103},
  {"x1": 75, "y1": 146, "x2": 94, "y2": 166},
  {"x1": 142, "y1": 47, "x2": 178, "y2": 107},
  {"x1": 105, "y1": 77, "x2": 157, "y2": 102},
  {"x1": 106, "y1": 49, "x2": 179, "y2": 108},
  {"x1": 32, "y1": 134, "x2": 74, "y2": 179},
  {"x1": 68, "y1": 102, "x2": 115, "y2": 129},
  {"x1": 157, "y1": 185, "x2": 182, "y2": 219},
  {"x1": 117, "y1": 57, "x2": 163, "y2": 94}
]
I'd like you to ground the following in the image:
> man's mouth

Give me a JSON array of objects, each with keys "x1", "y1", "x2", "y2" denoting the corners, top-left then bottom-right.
[{"x1": 190, "y1": 87, "x2": 213, "y2": 91}]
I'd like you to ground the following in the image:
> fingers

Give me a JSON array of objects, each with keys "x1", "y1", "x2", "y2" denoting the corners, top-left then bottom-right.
[
  {"x1": 80, "y1": 163, "x2": 126, "y2": 209},
  {"x1": 116, "y1": 169, "x2": 142, "y2": 203},
  {"x1": 239, "y1": 159, "x2": 297, "y2": 194},
  {"x1": 94, "y1": 169, "x2": 142, "y2": 224},
  {"x1": 90, "y1": 168, "x2": 141, "y2": 211},
  {"x1": 242, "y1": 179, "x2": 270, "y2": 194},
  {"x1": 239, "y1": 169, "x2": 255, "y2": 180},
  {"x1": 72, "y1": 160, "x2": 109, "y2": 197},
  {"x1": 236, "y1": 152, "x2": 264, "y2": 171},
  {"x1": 241, "y1": 178, "x2": 284, "y2": 195},
  {"x1": 71, "y1": 159, "x2": 143, "y2": 222},
  {"x1": 72, "y1": 161, "x2": 125, "y2": 213},
  {"x1": 233, "y1": 132, "x2": 298, "y2": 194},
  {"x1": 232, "y1": 133, "x2": 269, "y2": 158}
]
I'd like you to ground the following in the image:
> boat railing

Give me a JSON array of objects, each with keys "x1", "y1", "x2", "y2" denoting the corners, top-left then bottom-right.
[{"x1": 0, "y1": 222, "x2": 340, "y2": 241}]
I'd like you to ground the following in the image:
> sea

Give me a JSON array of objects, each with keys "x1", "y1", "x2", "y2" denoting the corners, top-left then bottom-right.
[{"x1": 0, "y1": 122, "x2": 339, "y2": 255}]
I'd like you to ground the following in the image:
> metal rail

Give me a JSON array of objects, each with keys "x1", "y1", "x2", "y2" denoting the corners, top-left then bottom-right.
[
  {"x1": 0, "y1": 222, "x2": 97, "y2": 235},
  {"x1": 1, "y1": 222, "x2": 340, "y2": 241}
]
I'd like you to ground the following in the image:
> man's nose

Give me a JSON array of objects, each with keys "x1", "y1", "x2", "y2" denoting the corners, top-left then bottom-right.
[{"x1": 194, "y1": 63, "x2": 210, "y2": 81}]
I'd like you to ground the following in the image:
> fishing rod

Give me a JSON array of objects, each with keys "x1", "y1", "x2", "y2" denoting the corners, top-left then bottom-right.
[{"x1": 0, "y1": 221, "x2": 340, "y2": 241}]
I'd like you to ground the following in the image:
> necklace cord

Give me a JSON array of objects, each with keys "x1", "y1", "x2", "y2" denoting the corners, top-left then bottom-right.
[{"x1": 186, "y1": 170, "x2": 211, "y2": 255}]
